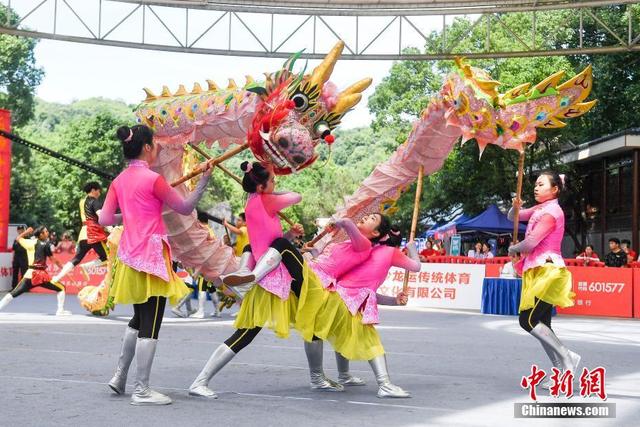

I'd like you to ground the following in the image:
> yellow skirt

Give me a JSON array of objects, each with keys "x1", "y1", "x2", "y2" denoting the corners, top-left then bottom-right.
[
  {"x1": 313, "y1": 291, "x2": 385, "y2": 361},
  {"x1": 519, "y1": 264, "x2": 575, "y2": 312},
  {"x1": 110, "y1": 247, "x2": 190, "y2": 306},
  {"x1": 234, "y1": 262, "x2": 327, "y2": 340}
]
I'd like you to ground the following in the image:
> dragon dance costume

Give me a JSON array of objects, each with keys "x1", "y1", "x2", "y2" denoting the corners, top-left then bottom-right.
[
  {"x1": 100, "y1": 159, "x2": 209, "y2": 406},
  {"x1": 508, "y1": 198, "x2": 580, "y2": 388}
]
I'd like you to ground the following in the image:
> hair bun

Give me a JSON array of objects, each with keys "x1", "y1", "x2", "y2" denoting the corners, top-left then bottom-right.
[
  {"x1": 240, "y1": 161, "x2": 250, "y2": 172},
  {"x1": 116, "y1": 126, "x2": 131, "y2": 143}
]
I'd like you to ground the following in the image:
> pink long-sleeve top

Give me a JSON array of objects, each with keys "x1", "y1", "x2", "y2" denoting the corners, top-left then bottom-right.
[
  {"x1": 245, "y1": 191, "x2": 301, "y2": 299},
  {"x1": 99, "y1": 160, "x2": 207, "y2": 281},
  {"x1": 310, "y1": 218, "x2": 372, "y2": 288},
  {"x1": 333, "y1": 245, "x2": 421, "y2": 324},
  {"x1": 511, "y1": 198, "x2": 565, "y2": 274}
]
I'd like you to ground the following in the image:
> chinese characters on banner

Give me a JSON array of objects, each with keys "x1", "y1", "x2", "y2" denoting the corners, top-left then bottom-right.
[
  {"x1": 0, "y1": 253, "x2": 12, "y2": 291},
  {"x1": 378, "y1": 263, "x2": 485, "y2": 309}
]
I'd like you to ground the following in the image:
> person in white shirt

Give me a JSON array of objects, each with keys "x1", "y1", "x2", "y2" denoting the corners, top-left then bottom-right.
[{"x1": 500, "y1": 253, "x2": 521, "y2": 278}]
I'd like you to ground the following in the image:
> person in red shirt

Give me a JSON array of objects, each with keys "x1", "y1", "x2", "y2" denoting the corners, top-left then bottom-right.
[
  {"x1": 621, "y1": 240, "x2": 636, "y2": 265},
  {"x1": 419, "y1": 240, "x2": 439, "y2": 261},
  {"x1": 434, "y1": 239, "x2": 446, "y2": 256},
  {"x1": 576, "y1": 244, "x2": 599, "y2": 266}
]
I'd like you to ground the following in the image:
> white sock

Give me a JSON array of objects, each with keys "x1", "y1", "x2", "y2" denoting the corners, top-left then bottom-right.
[
  {"x1": 0, "y1": 294, "x2": 14, "y2": 311},
  {"x1": 80, "y1": 259, "x2": 104, "y2": 270},
  {"x1": 56, "y1": 291, "x2": 66, "y2": 311}
]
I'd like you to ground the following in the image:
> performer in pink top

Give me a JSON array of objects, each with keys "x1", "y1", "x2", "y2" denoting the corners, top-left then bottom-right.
[
  {"x1": 508, "y1": 170, "x2": 580, "y2": 388},
  {"x1": 190, "y1": 161, "x2": 392, "y2": 397},
  {"x1": 99, "y1": 124, "x2": 211, "y2": 406},
  {"x1": 310, "y1": 228, "x2": 420, "y2": 398}
]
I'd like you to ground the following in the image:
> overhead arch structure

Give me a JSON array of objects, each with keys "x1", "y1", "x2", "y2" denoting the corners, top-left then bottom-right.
[{"x1": 1, "y1": 0, "x2": 639, "y2": 59}]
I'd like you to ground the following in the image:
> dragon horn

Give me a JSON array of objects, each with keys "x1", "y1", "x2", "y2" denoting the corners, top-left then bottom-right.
[
  {"x1": 338, "y1": 78, "x2": 372, "y2": 98},
  {"x1": 332, "y1": 93, "x2": 362, "y2": 116},
  {"x1": 308, "y1": 41, "x2": 344, "y2": 90},
  {"x1": 143, "y1": 88, "x2": 157, "y2": 102}
]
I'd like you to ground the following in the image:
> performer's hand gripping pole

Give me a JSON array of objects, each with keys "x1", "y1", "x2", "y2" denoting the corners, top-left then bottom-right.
[
  {"x1": 512, "y1": 149, "x2": 526, "y2": 244},
  {"x1": 186, "y1": 143, "x2": 295, "y2": 227},
  {"x1": 403, "y1": 165, "x2": 424, "y2": 294}
]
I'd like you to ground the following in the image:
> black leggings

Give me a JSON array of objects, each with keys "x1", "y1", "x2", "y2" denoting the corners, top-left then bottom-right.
[
  {"x1": 128, "y1": 296, "x2": 166, "y2": 339},
  {"x1": 519, "y1": 298, "x2": 553, "y2": 332},
  {"x1": 71, "y1": 240, "x2": 108, "y2": 265},
  {"x1": 224, "y1": 239, "x2": 313, "y2": 354},
  {"x1": 11, "y1": 278, "x2": 64, "y2": 298}
]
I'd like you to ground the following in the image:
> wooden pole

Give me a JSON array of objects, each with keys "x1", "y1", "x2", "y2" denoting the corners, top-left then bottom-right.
[
  {"x1": 171, "y1": 143, "x2": 249, "y2": 187},
  {"x1": 512, "y1": 149, "x2": 526, "y2": 244},
  {"x1": 403, "y1": 165, "x2": 424, "y2": 294},
  {"x1": 186, "y1": 143, "x2": 295, "y2": 226}
]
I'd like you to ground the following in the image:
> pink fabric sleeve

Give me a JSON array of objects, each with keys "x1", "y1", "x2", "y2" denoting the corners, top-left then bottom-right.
[
  {"x1": 508, "y1": 206, "x2": 535, "y2": 222},
  {"x1": 508, "y1": 214, "x2": 556, "y2": 255},
  {"x1": 335, "y1": 218, "x2": 371, "y2": 252},
  {"x1": 153, "y1": 174, "x2": 209, "y2": 216},
  {"x1": 262, "y1": 192, "x2": 302, "y2": 216},
  {"x1": 98, "y1": 186, "x2": 119, "y2": 226},
  {"x1": 391, "y1": 248, "x2": 421, "y2": 272}
]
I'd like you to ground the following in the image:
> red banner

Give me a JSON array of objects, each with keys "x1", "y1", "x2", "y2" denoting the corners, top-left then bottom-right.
[
  {"x1": 558, "y1": 266, "x2": 633, "y2": 318},
  {"x1": 0, "y1": 109, "x2": 11, "y2": 252},
  {"x1": 31, "y1": 250, "x2": 105, "y2": 295}
]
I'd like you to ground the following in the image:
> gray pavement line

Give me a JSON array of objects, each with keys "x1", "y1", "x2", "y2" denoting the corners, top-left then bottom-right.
[
  {"x1": 0, "y1": 346, "x2": 457, "y2": 379},
  {"x1": 0, "y1": 374, "x2": 453, "y2": 412}
]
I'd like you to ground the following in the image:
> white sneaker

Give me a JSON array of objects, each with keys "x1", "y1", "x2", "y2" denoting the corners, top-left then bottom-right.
[
  {"x1": 56, "y1": 309, "x2": 72, "y2": 316},
  {"x1": 190, "y1": 310, "x2": 205, "y2": 319}
]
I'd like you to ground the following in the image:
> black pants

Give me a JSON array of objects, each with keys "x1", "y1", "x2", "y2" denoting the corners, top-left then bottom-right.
[
  {"x1": 11, "y1": 277, "x2": 64, "y2": 298},
  {"x1": 519, "y1": 298, "x2": 553, "y2": 333},
  {"x1": 224, "y1": 238, "x2": 313, "y2": 354},
  {"x1": 71, "y1": 240, "x2": 108, "y2": 265},
  {"x1": 128, "y1": 296, "x2": 166, "y2": 339},
  {"x1": 11, "y1": 259, "x2": 28, "y2": 289}
]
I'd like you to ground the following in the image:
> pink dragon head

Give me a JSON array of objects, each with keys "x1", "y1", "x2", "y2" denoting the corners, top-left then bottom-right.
[
  {"x1": 442, "y1": 58, "x2": 596, "y2": 154},
  {"x1": 247, "y1": 42, "x2": 372, "y2": 174}
]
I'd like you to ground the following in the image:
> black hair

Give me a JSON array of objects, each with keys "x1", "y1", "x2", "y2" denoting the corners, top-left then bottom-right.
[
  {"x1": 538, "y1": 170, "x2": 564, "y2": 195},
  {"x1": 585, "y1": 244, "x2": 594, "y2": 250},
  {"x1": 621, "y1": 239, "x2": 631, "y2": 246},
  {"x1": 370, "y1": 213, "x2": 392, "y2": 244},
  {"x1": 382, "y1": 225, "x2": 402, "y2": 247},
  {"x1": 239, "y1": 212, "x2": 246, "y2": 221},
  {"x1": 197, "y1": 210, "x2": 208, "y2": 223},
  {"x1": 609, "y1": 237, "x2": 620, "y2": 245},
  {"x1": 240, "y1": 161, "x2": 271, "y2": 193},
  {"x1": 33, "y1": 225, "x2": 47, "y2": 239},
  {"x1": 17, "y1": 225, "x2": 25, "y2": 231},
  {"x1": 83, "y1": 181, "x2": 102, "y2": 193},
  {"x1": 116, "y1": 125, "x2": 154, "y2": 159}
]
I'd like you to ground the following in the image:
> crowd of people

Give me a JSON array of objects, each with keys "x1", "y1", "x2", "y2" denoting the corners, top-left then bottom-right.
[{"x1": 576, "y1": 238, "x2": 637, "y2": 267}]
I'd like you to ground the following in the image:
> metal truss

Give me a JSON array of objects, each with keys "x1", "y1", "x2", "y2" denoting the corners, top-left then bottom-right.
[{"x1": 1, "y1": 0, "x2": 639, "y2": 60}]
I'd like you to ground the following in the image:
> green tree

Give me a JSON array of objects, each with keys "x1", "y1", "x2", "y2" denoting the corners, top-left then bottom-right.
[{"x1": 0, "y1": 5, "x2": 44, "y2": 128}]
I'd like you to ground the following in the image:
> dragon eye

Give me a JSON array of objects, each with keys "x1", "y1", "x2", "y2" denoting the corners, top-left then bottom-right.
[
  {"x1": 291, "y1": 93, "x2": 309, "y2": 111},
  {"x1": 314, "y1": 121, "x2": 331, "y2": 138}
]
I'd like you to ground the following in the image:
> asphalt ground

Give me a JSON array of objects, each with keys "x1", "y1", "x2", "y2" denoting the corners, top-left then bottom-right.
[{"x1": 0, "y1": 293, "x2": 638, "y2": 427}]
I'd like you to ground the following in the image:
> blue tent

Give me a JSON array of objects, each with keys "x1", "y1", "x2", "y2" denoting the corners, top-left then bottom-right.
[
  {"x1": 424, "y1": 214, "x2": 470, "y2": 237},
  {"x1": 456, "y1": 204, "x2": 526, "y2": 235}
]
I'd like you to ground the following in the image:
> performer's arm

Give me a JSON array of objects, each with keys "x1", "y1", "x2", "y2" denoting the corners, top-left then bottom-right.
[
  {"x1": 508, "y1": 214, "x2": 556, "y2": 255},
  {"x1": 508, "y1": 206, "x2": 535, "y2": 222},
  {"x1": 223, "y1": 220, "x2": 242, "y2": 235},
  {"x1": 391, "y1": 242, "x2": 421, "y2": 272},
  {"x1": 262, "y1": 192, "x2": 302, "y2": 216},
  {"x1": 152, "y1": 170, "x2": 211, "y2": 216},
  {"x1": 376, "y1": 291, "x2": 408, "y2": 306},
  {"x1": 98, "y1": 187, "x2": 121, "y2": 226},
  {"x1": 335, "y1": 218, "x2": 371, "y2": 252}
]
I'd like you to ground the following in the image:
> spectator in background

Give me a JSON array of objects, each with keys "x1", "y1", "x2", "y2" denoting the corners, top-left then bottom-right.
[
  {"x1": 576, "y1": 244, "x2": 599, "y2": 266},
  {"x1": 620, "y1": 239, "x2": 636, "y2": 265},
  {"x1": 482, "y1": 242, "x2": 494, "y2": 259},
  {"x1": 223, "y1": 212, "x2": 249, "y2": 256},
  {"x1": 49, "y1": 231, "x2": 59, "y2": 247},
  {"x1": 435, "y1": 239, "x2": 446, "y2": 256},
  {"x1": 11, "y1": 225, "x2": 29, "y2": 289},
  {"x1": 604, "y1": 238, "x2": 628, "y2": 267},
  {"x1": 54, "y1": 231, "x2": 76, "y2": 255},
  {"x1": 468, "y1": 241, "x2": 484, "y2": 259},
  {"x1": 500, "y1": 252, "x2": 521, "y2": 278},
  {"x1": 419, "y1": 240, "x2": 438, "y2": 261}
]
